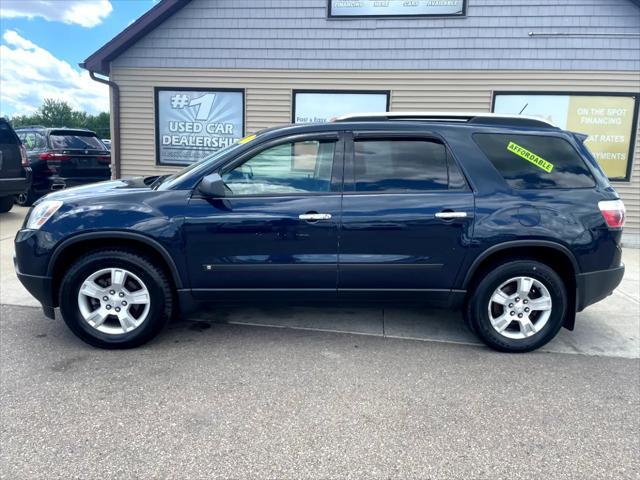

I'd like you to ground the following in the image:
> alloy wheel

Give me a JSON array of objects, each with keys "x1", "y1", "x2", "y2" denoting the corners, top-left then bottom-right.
[
  {"x1": 487, "y1": 276, "x2": 552, "y2": 340},
  {"x1": 77, "y1": 267, "x2": 151, "y2": 335}
]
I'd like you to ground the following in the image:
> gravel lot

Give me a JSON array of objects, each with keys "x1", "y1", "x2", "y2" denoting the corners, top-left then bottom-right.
[{"x1": 1, "y1": 304, "x2": 639, "y2": 480}]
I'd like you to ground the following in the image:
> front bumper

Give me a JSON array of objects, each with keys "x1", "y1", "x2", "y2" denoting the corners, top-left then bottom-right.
[
  {"x1": 14, "y1": 257, "x2": 55, "y2": 318},
  {"x1": 576, "y1": 264, "x2": 625, "y2": 311}
]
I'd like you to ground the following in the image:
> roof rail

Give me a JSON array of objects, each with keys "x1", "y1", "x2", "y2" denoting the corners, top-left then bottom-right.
[
  {"x1": 332, "y1": 111, "x2": 558, "y2": 128},
  {"x1": 14, "y1": 125, "x2": 46, "y2": 129}
]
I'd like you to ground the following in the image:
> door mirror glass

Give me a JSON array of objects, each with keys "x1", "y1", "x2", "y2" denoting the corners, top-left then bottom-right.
[{"x1": 198, "y1": 173, "x2": 226, "y2": 197}]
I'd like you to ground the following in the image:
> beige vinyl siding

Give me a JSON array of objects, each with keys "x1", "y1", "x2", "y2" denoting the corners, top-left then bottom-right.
[{"x1": 110, "y1": 67, "x2": 640, "y2": 241}]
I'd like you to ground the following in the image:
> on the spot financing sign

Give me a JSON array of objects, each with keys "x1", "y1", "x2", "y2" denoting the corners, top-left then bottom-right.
[
  {"x1": 155, "y1": 88, "x2": 244, "y2": 166},
  {"x1": 494, "y1": 93, "x2": 639, "y2": 180}
]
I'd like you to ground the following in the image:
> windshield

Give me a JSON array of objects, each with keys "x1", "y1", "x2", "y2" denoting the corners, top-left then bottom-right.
[{"x1": 154, "y1": 142, "x2": 243, "y2": 190}]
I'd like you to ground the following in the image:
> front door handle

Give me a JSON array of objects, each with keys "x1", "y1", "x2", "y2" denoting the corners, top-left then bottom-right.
[
  {"x1": 435, "y1": 211, "x2": 467, "y2": 219},
  {"x1": 299, "y1": 212, "x2": 332, "y2": 221}
]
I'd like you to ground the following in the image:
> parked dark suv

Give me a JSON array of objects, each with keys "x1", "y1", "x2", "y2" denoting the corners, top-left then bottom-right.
[
  {"x1": 0, "y1": 118, "x2": 30, "y2": 213},
  {"x1": 14, "y1": 127, "x2": 110, "y2": 205},
  {"x1": 14, "y1": 113, "x2": 625, "y2": 352}
]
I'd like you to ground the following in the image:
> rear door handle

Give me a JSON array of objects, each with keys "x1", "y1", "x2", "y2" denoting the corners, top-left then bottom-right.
[
  {"x1": 299, "y1": 213, "x2": 332, "y2": 221},
  {"x1": 435, "y1": 211, "x2": 467, "y2": 219}
]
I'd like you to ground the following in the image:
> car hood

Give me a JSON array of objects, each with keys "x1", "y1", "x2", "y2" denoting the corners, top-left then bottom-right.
[{"x1": 37, "y1": 177, "x2": 151, "y2": 203}]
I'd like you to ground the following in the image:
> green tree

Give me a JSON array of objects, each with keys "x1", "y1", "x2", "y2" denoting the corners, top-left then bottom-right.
[
  {"x1": 38, "y1": 98, "x2": 75, "y2": 127},
  {"x1": 9, "y1": 99, "x2": 110, "y2": 139}
]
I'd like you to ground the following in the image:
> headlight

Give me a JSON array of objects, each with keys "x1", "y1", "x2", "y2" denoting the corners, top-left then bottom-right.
[{"x1": 26, "y1": 201, "x2": 63, "y2": 230}]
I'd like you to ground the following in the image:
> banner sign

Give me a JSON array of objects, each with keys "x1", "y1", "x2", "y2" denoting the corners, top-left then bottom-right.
[
  {"x1": 328, "y1": 0, "x2": 465, "y2": 18},
  {"x1": 293, "y1": 90, "x2": 389, "y2": 124},
  {"x1": 493, "y1": 92, "x2": 639, "y2": 180},
  {"x1": 155, "y1": 88, "x2": 244, "y2": 166}
]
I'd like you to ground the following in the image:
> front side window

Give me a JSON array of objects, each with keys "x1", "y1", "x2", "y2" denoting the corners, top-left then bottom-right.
[
  {"x1": 354, "y1": 139, "x2": 449, "y2": 192},
  {"x1": 473, "y1": 133, "x2": 595, "y2": 189},
  {"x1": 222, "y1": 140, "x2": 335, "y2": 196}
]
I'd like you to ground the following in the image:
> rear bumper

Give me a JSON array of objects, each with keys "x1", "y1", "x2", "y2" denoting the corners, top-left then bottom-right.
[
  {"x1": 576, "y1": 264, "x2": 625, "y2": 311},
  {"x1": 0, "y1": 177, "x2": 28, "y2": 196}
]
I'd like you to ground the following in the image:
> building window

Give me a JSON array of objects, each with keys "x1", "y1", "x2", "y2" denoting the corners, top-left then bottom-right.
[{"x1": 293, "y1": 90, "x2": 389, "y2": 124}]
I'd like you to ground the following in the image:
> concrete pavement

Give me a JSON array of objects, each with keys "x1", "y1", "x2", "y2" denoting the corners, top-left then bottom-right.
[
  {"x1": 1, "y1": 207, "x2": 639, "y2": 479},
  {"x1": 1, "y1": 304, "x2": 639, "y2": 480},
  {"x1": 1, "y1": 206, "x2": 639, "y2": 358}
]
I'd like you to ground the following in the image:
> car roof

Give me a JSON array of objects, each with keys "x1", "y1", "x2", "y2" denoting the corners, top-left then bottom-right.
[
  {"x1": 15, "y1": 126, "x2": 97, "y2": 135},
  {"x1": 254, "y1": 118, "x2": 564, "y2": 142}
]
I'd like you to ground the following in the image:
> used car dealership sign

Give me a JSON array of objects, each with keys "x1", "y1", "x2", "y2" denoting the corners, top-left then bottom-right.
[{"x1": 155, "y1": 88, "x2": 244, "y2": 166}]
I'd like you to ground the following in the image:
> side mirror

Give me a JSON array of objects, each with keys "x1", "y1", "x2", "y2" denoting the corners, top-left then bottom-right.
[{"x1": 198, "y1": 173, "x2": 226, "y2": 197}]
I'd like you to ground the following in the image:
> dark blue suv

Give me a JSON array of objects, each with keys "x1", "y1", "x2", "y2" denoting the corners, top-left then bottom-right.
[{"x1": 14, "y1": 113, "x2": 626, "y2": 352}]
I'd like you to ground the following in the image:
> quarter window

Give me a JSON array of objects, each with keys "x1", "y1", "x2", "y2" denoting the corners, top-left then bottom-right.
[
  {"x1": 473, "y1": 133, "x2": 595, "y2": 189},
  {"x1": 222, "y1": 140, "x2": 335, "y2": 195},
  {"x1": 354, "y1": 139, "x2": 449, "y2": 192},
  {"x1": 20, "y1": 132, "x2": 46, "y2": 150}
]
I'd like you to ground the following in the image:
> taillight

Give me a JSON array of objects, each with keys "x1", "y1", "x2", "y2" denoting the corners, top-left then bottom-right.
[
  {"x1": 19, "y1": 145, "x2": 29, "y2": 167},
  {"x1": 38, "y1": 152, "x2": 72, "y2": 161},
  {"x1": 97, "y1": 155, "x2": 111, "y2": 164},
  {"x1": 598, "y1": 199, "x2": 625, "y2": 229}
]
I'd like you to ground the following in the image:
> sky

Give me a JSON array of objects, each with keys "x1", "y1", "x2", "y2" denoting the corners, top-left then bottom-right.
[{"x1": 0, "y1": 0, "x2": 159, "y2": 117}]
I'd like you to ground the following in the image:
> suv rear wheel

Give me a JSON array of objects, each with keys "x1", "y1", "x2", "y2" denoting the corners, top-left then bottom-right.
[
  {"x1": 16, "y1": 188, "x2": 36, "y2": 207},
  {"x1": 59, "y1": 249, "x2": 173, "y2": 349},
  {"x1": 466, "y1": 260, "x2": 567, "y2": 352}
]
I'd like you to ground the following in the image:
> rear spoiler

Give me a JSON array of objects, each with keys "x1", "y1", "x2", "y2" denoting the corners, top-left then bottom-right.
[{"x1": 571, "y1": 131, "x2": 589, "y2": 143}]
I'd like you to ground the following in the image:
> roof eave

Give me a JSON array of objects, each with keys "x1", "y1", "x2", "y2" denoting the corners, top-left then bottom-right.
[{"x1": 82, "y1": 0, "x2": 192, "y2": 76}]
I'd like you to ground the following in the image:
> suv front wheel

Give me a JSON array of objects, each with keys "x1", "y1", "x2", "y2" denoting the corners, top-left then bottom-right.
[
  {"x1": 467, "y1": 260, "x2": 567, "y2": 352},
  {"x1": 59, "y1": 249, "x2": 173, "y2": 349}
]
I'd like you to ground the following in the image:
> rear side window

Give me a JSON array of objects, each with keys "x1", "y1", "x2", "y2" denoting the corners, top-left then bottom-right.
[
  {"x1": 49, "y1": 133, "x2": 104, "y2": 150},
  {"x1": 473, "y1": 133, "x2": 595, "y2": 189},
  {"x1": 0, "y1": 122, "x2": 18, "y2": 144},
  {"x1": 20, "y1": 132, "x2": 46, "y2": 150},
  {"x1": 354, "y1": 139, "x2": 449, "y2": 192}
]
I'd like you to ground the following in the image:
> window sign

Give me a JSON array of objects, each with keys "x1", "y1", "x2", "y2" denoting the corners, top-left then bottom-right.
[
  {"x1": 155, "y1": 88, "x2": 244, "y2": 166},
  {"x1": 293, "y1": 90, "x2": 389, "y2": 124},
  {"x1": 328, "y1": 0, "x2": 466, "y2": 18},
  {"x1": 493, "y1": 92, "x2": 639, "y2": 181}
]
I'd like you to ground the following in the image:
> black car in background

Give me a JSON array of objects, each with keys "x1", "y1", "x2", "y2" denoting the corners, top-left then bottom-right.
[
  {"x1": 15, "y1": 127, "x2": 111, "y2": 205},
  {"x1": 0, "y1": 118, "x2": 31, "y2": 213}
]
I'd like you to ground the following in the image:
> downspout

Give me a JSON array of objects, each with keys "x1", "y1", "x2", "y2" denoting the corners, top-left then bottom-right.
[{"x1": 83, "y1": 66, "x2": 121, "y2": 179}]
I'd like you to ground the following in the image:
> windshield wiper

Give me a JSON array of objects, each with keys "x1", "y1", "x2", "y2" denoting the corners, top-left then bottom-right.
[{"x1": 149, "y1": 174, "x2": 171, "y2": 190}]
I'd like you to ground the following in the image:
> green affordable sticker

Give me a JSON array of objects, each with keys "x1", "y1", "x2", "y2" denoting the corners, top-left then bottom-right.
[{"x1": 506, "y1": 142, "x2": 554, "y2": 173}]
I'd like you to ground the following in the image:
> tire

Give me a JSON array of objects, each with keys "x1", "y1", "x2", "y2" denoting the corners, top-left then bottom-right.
[
  {"x1": 59, "y1": 249, "x2": 173, "y2": 349},
  {"x1": 466, "y1": 260, "x2": 567, "y2": 353},
  {"x1": 16, "y1": 188, "x2": 36, "y2": 207},
  {"x1": 0, "y1": 196, "x2": 14, "y2": 213}
]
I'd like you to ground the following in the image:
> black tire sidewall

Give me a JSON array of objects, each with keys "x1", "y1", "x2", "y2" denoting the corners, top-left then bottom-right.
[
  {"x1": 0, "y1": 196, "x2": 14, "y2": 213},
  {"x1": 16, "y1": 190, "x2": 35, "y2": 207},
  {"x1": 469, "y1": 261, "x2": 567, "y2": 353},
  {"x1": 59, "y1": 251, "x2": 170, "y2": 349}
]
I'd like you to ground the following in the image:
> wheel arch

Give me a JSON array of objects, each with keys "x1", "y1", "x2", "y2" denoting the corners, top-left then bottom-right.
[
  {"x1": 462, "y1": 240, "x2": 579, "y2": 330},
  {"x1": 48, "y1": 231, "x2": 184, "y2": 306}
]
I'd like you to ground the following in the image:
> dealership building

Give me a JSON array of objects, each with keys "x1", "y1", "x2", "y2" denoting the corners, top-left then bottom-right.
[{"x1": 82, "y1": 0, "x2": 640, "y2": 244}]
